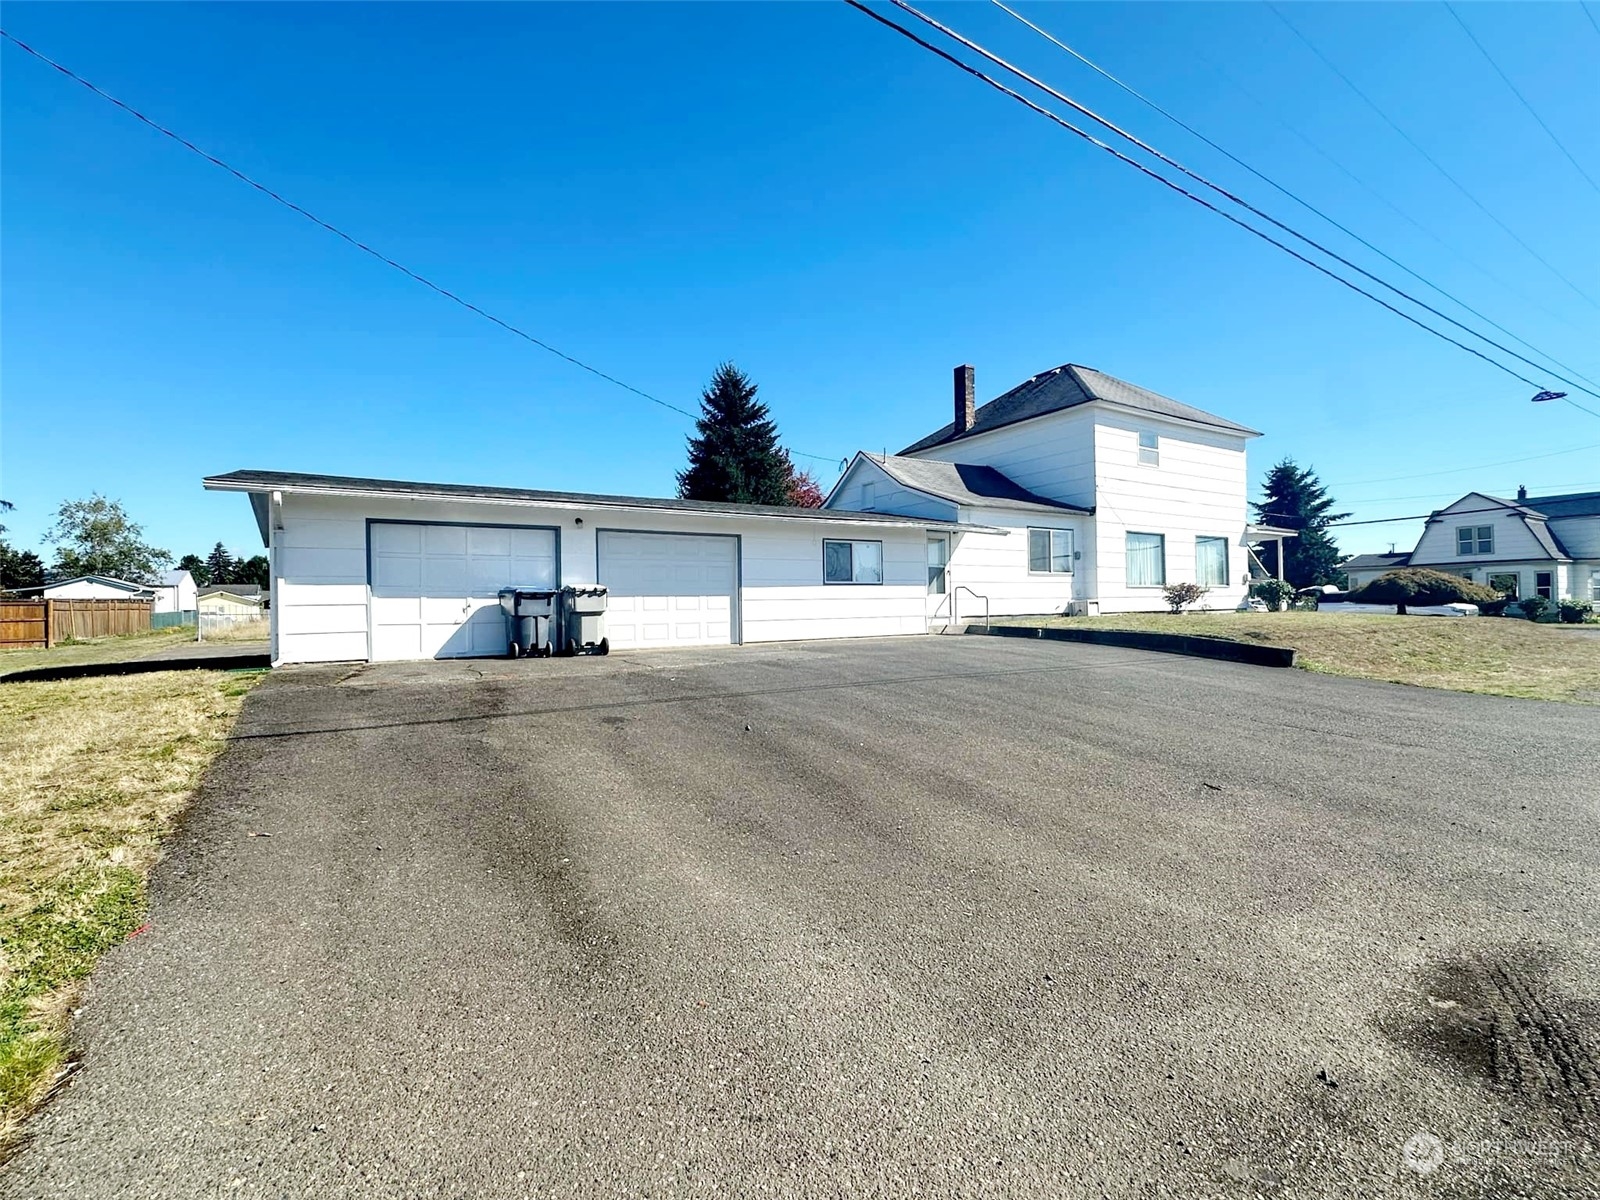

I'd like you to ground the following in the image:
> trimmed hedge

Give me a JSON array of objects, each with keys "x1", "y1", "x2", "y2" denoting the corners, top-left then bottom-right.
[{"x1": 1348, "y1": 568, "x2": 1501, "y2": 608}]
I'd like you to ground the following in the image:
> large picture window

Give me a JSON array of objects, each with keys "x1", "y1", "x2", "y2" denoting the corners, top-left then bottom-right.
[
  {"x1": 1195, "y1": 537, "x2": 1229, "y2": 587},
  {"x1": 1126, "y1": 532, "x2": 1166, "y2": 587},
  {"x1": 1456, "y1": 525, "x2": 1493, "y2": 555},
  {"x1": 823, "y1": 539, "x2": 883, "y2": 585},
  {"x1": 1488, "y1": 572, "x2": 1519, "y2": 599},
  {"x1": 1028, "y1": 528, "x2": 1074, "y2": 574}
]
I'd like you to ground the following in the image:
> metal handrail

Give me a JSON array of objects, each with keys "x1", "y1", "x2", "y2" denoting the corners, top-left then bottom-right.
[{"x1": 952, "y1": 584, "x2": 990, "y2": 630}]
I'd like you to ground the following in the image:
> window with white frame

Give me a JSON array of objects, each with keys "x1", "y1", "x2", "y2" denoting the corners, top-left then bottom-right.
[
  {"x1": 1488, "y1": 572, "x2": 1519, "y2": 599},
  {"x1": 1126, "y1": 532, "x2": 1166, "y2": 587},
  {"x1": 1536, "y1": 571, "x2": 1554, "y2": 600},
  {"x1": 1591, "y1": 570, "x2": 1600, "y2": 602},
  {"x1": 1195, "y1": 536, "x2": 1229, "y2": 587},
  {"x1": 1456, "y1": 524, "x2": 1493, "y2": 555},
  {"x1": 927, "y1": 536, "x2": 948, "y2": 594},
  {"x1": 1138, "y1": 430, "x2": 1160, "y2": 466},
  {"x1": 1028, "y1": 528, "x2": 1074, "y2": 574},
  {"x1": 823, "y1": 539, "x2": 882, "y2": 584}
]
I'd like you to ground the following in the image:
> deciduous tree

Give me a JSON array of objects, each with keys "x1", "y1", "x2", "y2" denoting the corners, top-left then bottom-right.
[{"x1": 45, "y1": 495, "x2": 171, "y2": 583}]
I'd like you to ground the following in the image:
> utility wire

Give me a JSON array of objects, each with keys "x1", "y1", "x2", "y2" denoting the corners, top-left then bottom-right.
[
  {"x1": 1582, "y1": 3, "x2": 1600, "y2": 46},
  {"x1": 0, "y1": 29, "x2": 844, "y2": 467},
  {"x1": 874, "y1": 0, "x2": 1599, "y2": 402},
  {"x1": 989, "y1": 0, "x2": 1600, "y2": 393},
  {"x1": 1444, "y1": 3, "x2": 1600, "y2": 200},
  {"x1": 1259, "y1": 499, "x2": 1595, "y2": 529},
  {"x1": 1267, "y1": 3, "x2": 1600, "y2": 311}
]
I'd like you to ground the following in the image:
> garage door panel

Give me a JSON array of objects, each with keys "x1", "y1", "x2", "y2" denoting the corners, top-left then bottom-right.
[
  {"x1": 597, "y1": 531, "x2": 737, "y2": 650},
  {"x1": 369, "y1": 521, "x2": 556, "y2": 661}
]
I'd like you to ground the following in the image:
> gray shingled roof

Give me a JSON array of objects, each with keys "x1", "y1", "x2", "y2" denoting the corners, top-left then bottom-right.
[
  {"x1": 1524, "y1": 490, "x2": 1600, "y2": 520},
  {"x1": 868, "y1": 455, "x2": 1091, "y2": 515},
  {"x1": 1341, "y1": 552, "x2": 1411, "y2": 571},
  {"x1": 899, "y1": 363, "x2": 1261, "y2": 455},
  {"x1": 202, "y1": 470, "x2": 970, "y2": 530}
]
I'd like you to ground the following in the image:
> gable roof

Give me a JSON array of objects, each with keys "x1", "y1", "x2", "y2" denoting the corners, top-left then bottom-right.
[
  {"x1": 199, "y1": 584, "x2": 261, "y2": 599},
  {"x1": 1341, "y1": 552, "x2": 1411, "y2": 572},
  {"x1": 39, "y1": 575, "x2": 153, "y2": 594},
  {"x1": 865, "y1": 454, "x2": 1092, "y2": 515},
  {"x1": 161, "y1": 569, "x2": 194, "y2": 588},
  {"x1": 1429, "y1": 492, "x2": 1572, "y2": 560},
  {"x1": 899, "y1": 363, "x2": 1261, "y2": 455}
]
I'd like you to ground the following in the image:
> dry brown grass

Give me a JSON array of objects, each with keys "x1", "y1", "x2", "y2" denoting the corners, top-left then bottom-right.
[
  {"x1": 1003, "y1": 611, "x2": 1600, "y2": 703},
  {"x1": 0, "y1": 669, "x2": 261, "y2": 1143},
  {"x1": 0, "y1": 628, "x2": 196, "y2": 676},
  {"x1": 197, "y1": 618, "x2": 270, "y2": 645}
]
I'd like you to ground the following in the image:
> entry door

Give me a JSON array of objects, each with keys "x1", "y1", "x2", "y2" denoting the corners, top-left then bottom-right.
[
  {"x1": 369, "y1": 522, "x2": 556, "y2": 660},
  {"x1": 926, "y1": 535, "x2": 951, "y2": 624},
  {"x1": 598, "y1": 531, "x2": 737, "y2": 649}
]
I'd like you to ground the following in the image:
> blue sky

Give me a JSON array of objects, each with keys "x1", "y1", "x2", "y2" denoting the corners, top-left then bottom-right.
[{"x1": 3, "y1": 2, "x2": 1597, "y2": 562}]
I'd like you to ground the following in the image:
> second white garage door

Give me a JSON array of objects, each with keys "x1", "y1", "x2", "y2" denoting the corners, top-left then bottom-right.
[{"x1": 598, "y1": 531, "x2": 738, "y2": 649}]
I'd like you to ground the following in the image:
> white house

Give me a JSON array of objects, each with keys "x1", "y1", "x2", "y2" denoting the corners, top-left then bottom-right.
[
  {"x1": 1344, "y1": 487, "x2": 1600, "y2": 604},
  {"x1": 152, "y1": 568, "x2": 198, "y2": 616},
  {"x1": 40, "y1": 575, "x2": 156, "y2": 601},
  {"x1": 825, "y1": 363, "x2": 1265, "y2": 620},
  {"x1": 207, "y1": 360, "x2": 1268, "y2": 666}
]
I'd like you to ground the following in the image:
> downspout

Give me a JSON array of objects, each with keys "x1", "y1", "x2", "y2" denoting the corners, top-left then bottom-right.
[{"x1": 268, "y1": 490, "x2": 284, "y2": 666}]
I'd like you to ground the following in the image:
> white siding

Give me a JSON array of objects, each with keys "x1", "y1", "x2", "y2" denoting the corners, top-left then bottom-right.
[
  {"x1": 828, "y1": 457, "x2": 959, "y2": 521},
  {"x1": 269, "y1": 493, "x2": 938, "y2": 664},
  {"x1": 946, "y1": 508, "x2": 1087, "y2": 618},
  {"x1": 1090, "y1": 415, "x2": 1250, "y2": 612},
  {"x1": 1411, "y1": 496, "x2": 1559, "y2": 567},
  {"x1": 42, "y1": 579, "x2": 147, "y2": 600},
  {"x1": 905, "y1": 406, "x2": 1097, "y2": 507}
]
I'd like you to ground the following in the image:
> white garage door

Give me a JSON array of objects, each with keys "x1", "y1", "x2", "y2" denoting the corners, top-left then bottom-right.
[
  {"x1": 598, "y1": 531, "x2": 737, "y2": 649},
  {"x1": 369, "y1": 522, "x2": 556, "y2": 661}
]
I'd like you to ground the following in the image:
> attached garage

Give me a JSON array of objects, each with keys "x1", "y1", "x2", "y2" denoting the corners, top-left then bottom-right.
[
  {"x1": 369, "y1": 521, "x2": 557, "y2": 661},
  {"x1": 597, "y1": 530, "x2": 737, "y2": 649},
  {"x1": 204, "y1": 470, "x2": 976, "y2": 666}
]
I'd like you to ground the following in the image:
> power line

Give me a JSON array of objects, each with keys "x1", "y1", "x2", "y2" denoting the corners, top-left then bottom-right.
[
  {"x1": 989, "y1": 0, "x2": 1600, "y2": 392},
  {"x1": 0, "y1": 29, "x2": 845, "y2": 468},
  {"x1": 1444, "y1": 2, "x2": 1600, "y2": 199},
  {"x1": 1267, "y1": 3, "x2": 1600, "y2": 311},
  {"x1": 1261, "y1": 500, "x2": 1587, "y2": 530},
  {"x1": 864, "y1": 1, "x2": 1595, "y2": 401},
  {"x1": 1583, "y1": 3, "x2": 1600, "y2": 45}
]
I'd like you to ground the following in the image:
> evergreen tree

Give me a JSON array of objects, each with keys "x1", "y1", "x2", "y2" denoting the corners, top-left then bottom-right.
[
  {"x1": 205, "y1": 542, "x2": 236, "y2": 587},
  {"x1": 0, "y1": 544, "x2": 45, "y2": 592},
  {"x1": 676, "y1": 364, "x2": 794, "y2": 505},
  {"x1": 1251, "y1": 459, "x2": 1351, "y2": 587},
  {"x1": 237, "y1": 554, "x2": 270, "y2": 590},
  {"x1": 177, "y1": 553, "x2": 211, "y2": 587}
]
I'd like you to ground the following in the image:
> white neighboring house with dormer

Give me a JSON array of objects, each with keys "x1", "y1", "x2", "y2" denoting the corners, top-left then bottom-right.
[
  {"x1": 824, "y1": 363, "x2": 1269, "y2": 619},
  {"x1": 1345, "y1": 488, "x2": 1600, "y2": 605}
]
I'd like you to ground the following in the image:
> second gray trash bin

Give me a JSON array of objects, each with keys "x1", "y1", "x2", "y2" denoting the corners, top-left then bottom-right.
[{"x1": 558, "y1": 585, "x2": 609, "y2": 656}]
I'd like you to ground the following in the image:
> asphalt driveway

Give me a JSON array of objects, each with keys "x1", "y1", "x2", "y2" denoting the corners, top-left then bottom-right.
[{"x1": 6, "y1": 637, "x2": 1599, "y2": 1198}]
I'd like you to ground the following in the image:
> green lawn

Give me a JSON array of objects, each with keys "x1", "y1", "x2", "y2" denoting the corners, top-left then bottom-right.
[
  {"x1": 998, "y1": 611, "x2": 1600, "y2": 703},
  {"x1": 0, "y1": 668, "x2": 261, "y2": 1145},
  {"x1": 0, "y1": 628, "x2": 198, "y2": 676}
]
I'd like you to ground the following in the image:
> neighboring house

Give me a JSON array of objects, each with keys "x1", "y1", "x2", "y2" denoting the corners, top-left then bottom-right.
[
  {"x1": 151, "y1": 568, "x2": 198, "y2": 616},
  {"x1": 1361, "y1": 487, "x2": 1600, "y2": 604},
  {"x1": 1341, "y1": 552, "x2": 1413, "y2": 591},
  {"x1": 39, "y1": 575, "x2": 155, "y2": 601},
  {"x1": 205, "y1": 360, "x2": 1268, "y2": 666},
  {"x1": 197, "y1": 587, "x2": 265, "y2": 618},
  {"x1": 826, "y1": 363, "x2": 1264, "y2": 620}
]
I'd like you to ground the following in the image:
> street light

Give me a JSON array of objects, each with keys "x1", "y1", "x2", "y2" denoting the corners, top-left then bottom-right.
[{"x1": 1531, "y1": 390, "x2": 1568, "y2": 403}]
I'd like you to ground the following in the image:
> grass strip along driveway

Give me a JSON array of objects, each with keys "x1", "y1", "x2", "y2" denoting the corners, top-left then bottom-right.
[
  {"x1": 1001, "y1": 611, "x2": 1600, "y2": 703},
  {"x1": 0, "y1": 668, "x2": 261, "y2": 1144}
]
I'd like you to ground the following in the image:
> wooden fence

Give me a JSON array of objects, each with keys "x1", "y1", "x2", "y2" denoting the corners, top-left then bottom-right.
[{"x1": 0, "y1": 599, "x2": 153, "y2": 649}]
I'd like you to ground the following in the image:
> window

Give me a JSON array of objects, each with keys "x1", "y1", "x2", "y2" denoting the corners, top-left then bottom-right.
[
  {"x1": 1028, "y1": 528, "x2": 1075, "y2": 574},
  {"x1": 1456, "y1": 525, "x2": 1493, "y2": 555},
  {"x1": 860, "y1": 482, "x2": 875, "y2": 510},
  {"x1": 1196, "y1": 537, "x2": 1229, "y2": 587},
  {"x1": 927, "y1": 536, "x2": 948, "y2": 595},
  {"x1": 1536, "y1": 571, "x2": 1554, "y2": 600},
  {"x1": 1592, "y1": 571, "x2": 1600, "y2": 603},
  {"x1": 1138, "y1": 430, "x2": 1160, "y2": 466},
  {"x1": 823, "y1": 539, "x2": 882, "y2": 584},
  {"x1": 1488, "y1": 572, "x2": 1520, "y2": 599},
  {"x1": 1126, "y1": 532, "x2": 1166, "y2": 587}
]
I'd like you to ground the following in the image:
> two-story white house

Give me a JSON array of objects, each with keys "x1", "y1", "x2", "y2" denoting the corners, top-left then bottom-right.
[
  {"x1": 824, "y1": 363, "x2": 1266, "y2": 620},
  {"x1": 208, "y1": 361, "x2": 1271, "y2": 665},
  {"x1": 1343, "y1": 487, "x2": 1600, "y2": 604}
]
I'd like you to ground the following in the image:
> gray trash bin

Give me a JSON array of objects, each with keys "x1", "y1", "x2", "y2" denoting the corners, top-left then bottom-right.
[
  {"x1": 498, "y1": 587, "x2": 558, "y2": 658},
  {"x1": 558, "y1": 585, "x2": 609, "y2": 656}
]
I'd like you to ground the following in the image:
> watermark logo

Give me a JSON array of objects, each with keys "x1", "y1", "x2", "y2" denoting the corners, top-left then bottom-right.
[{"x1": 1402, "y1": 1132, "x2": 1446, "y2": 1175}]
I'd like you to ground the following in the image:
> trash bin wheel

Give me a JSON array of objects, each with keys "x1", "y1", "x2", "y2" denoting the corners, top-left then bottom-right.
[
  {"x1": 598, "y1": 637, "x2": 610, "y2": 656},
  {"x1": 507, "y1": 640, "x2": 520, "y2": 660},
  {"x1": 561, "y1": 640, "x2": 577, "y2": 657}
]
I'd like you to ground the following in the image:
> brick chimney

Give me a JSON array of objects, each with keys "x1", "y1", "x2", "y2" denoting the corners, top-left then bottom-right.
[
  {"x1": 1517, "y1": 484, "x2": 1527, "y2": 502},
  {"x1": 953, "y1": 364, "x2": 975, "y2": 436}
]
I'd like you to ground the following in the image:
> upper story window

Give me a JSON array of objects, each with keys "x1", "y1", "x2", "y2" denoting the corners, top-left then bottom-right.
[
  {"x1": 823, "y1": 539, "x2": 882, "y2": 584},
  {"x1": 1456, "y1": 525, "x2": 1493, "y2": 555},
  {"x1": 1028, "y1": 528, "x2": 1074, "y2": 574},
  {"x1": 1138, "y1": 430, "x2": 1160, "y2": 466},
  {"x1": 860, "y1": 482, "x2": 875, "y2": 510}
]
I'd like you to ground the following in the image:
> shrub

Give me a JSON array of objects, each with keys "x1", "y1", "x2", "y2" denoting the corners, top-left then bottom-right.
[
  {"x1": 1518, "y1": 595, "x2": 1551, "y2": 622},
  {"x1": 1348, "y1": 568, "x2": 1500, "y2": 613},
  {"x1": 1251, "y1": 579, "x2": 1297, "y2": 611},
  {"x1": 1162, "y1": 582, "x2": 1209, "y2": 614},
  {"x1": 1558, "y1": 600, "x2": 1594, "y2": 624}
]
